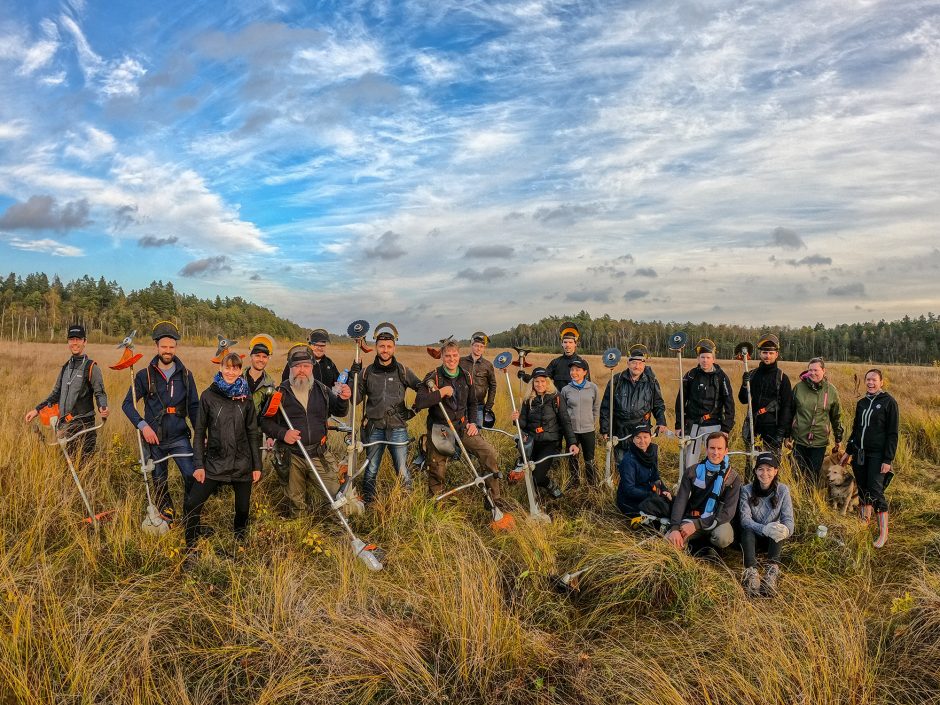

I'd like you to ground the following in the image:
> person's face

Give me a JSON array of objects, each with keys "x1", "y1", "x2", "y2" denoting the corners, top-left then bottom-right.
[
  {"x1": 442, "y1": 348, "x2": 460, "y2": 372},
  {"x1": 628, "y1": 359, "x2": 645, "y2": 378},
  {"x1": 705, "y1": 436, "x2": 728, "y2": 464},
  {"x1": 157, "y1": 337, "x2": 177, "y2": 364},
  {"x1": 633, "y1": 431, "x2": 652, "y2": 451},
  {"x1": 807, "y1": 362, "x2": 825, "y2": 383},
  {"x1": 377, "y1": 339, "x2": 395, "y2": 362},
  {"x1": 221, "y1": 362, "x2": 242, "y2": 384},
  {"x1": 471, "y1": 341, "x2": 485, "y2": 357},
  {"x1": 533, "y1": 376, "x2": 548, "y2": 394},
  {"x1": 698, "y1": 352, "x2": 715, "y2": 371},
  {"x1": 311, "y1": 342, "x2": 327, "y2": 359},
  {"x1": 755, "y1": 463, "x2": 778, "y2": 490},
  {"x1": 866, "y1": 371, "x2": 883, "y2": 394},
  {"x1": 251, "y1": 352, "x2": 269, "y2": 371},
  {"x1": 569, "y1": 365, "x2": 587, "y2": 383},
  {"x1": 67, "y1": 337, "x2": 86, "y2": 355},
  {"x1": 291, "y1": 361, "x2": 313, "y2": 379},
  {"x1": 562, "y1": 337, "x2": 576, "y2": 355},
  {"x1": 760, "y1": 349, "x2": 779, "y2": 364}
]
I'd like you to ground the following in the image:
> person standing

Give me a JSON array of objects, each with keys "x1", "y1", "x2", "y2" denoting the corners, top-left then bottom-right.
[
  {"x1": 121, "y1": 321, "x2": 199, "y2": 521},
  {"x1": 460, "y1": 331, "x2": 497, "y2": 428},
  {"x1": 739, "y1": 452, "x2": 794, "y2": 597},
  {"x1": 560, "y1": 359, "x2": 600, "y2": 486},
  {"x1": 280, "y1": 328, "x2": 340, "y2": 387},
  {"x1": 788, "y1": 357, "x2": 844, "y2": 483},
  {"x1": 675, "y1": 339, "x2": 735, "y2": 467},
  {"x1": 842, "y1": 369, "x2": 899, "y2": 548},
  {"x1": 25, "y1": 323, "x2": 109, "y2": 457},
  {"x1": 243, "y1": 334, "x2": 277, "y2": 476},
  {"x1": 738, "y1": 334, "x2": 793, "y2": 454}
]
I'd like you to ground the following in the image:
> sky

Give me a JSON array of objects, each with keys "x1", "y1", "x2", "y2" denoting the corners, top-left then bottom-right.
[{"x1": 0, "y1": 0, "x2": 938, "y2": 343}]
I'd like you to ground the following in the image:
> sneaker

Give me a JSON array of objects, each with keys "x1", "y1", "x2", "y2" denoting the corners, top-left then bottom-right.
[
  {"x1": 742, "y1": 567, "x2": 760, "y2": 598},
  {"x1": 761, "y1": 564, "x2": 781, "y2": 597}
]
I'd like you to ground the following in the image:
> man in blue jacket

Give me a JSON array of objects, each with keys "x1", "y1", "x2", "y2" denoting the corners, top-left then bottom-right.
[{"x1": 122, "y1": 321, "x2": 199, "y2": 521}]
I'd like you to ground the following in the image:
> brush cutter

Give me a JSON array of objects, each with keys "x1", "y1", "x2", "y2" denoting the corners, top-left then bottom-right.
[
  {"x1": 511, "y1": 346, "x2": 533, "y2": 399},
  {"x1": 493, "y1": 351, "x2": 550, "y2": 523},
  {"x1": 337, "y1": 320, "x2": 370, "y2": 510},
  {"x1": 602, "y1": 347, "x2": 622, "y2": 489},
  {"x1": 734, "y1": 341, "x2": 757, "y2": 464},
  {"x1": 425, "y1": 377, "x2": 515, "y2": 531},
  {"x1": 44, "y1": 415, "x2": 111, "y2": 527},
  {"x1": 667, "y1": 331, "x2": 689, "y2": 474},
  {"x1": 264, "y1": 391, "x2": 383, "y2": 571}
]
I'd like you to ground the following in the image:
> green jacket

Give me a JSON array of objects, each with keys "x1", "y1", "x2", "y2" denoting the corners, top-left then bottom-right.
[
  {"x1": 789, "y1": 376, "x2": 843, "y2": 448},
  {"x1": 243, "y1": 368, "x2": 276, "y2": 414}
]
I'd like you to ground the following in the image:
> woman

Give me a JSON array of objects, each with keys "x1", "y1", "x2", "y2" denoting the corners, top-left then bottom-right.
[
  {"x1": 186, "y1": 352, "x2": 262, "y2": 553},
  {"x1": 560, "y1": 359, "x2": 600, "y2": 486},
  {"x1": 842, "y1": 369, "x2": 899, "y2": 548},
  {"x1": 512, "y1": 367, "x2": 578, "y2": 498},
  {"x1": 615, "y1": 421, "x2": 671, "y2": 518},
  {"x1": 739, "y1": 451, "x2": 794, "y2": 597},
  {"x1": 789, "y1": 357, "x2": 844, "y2": 483}
]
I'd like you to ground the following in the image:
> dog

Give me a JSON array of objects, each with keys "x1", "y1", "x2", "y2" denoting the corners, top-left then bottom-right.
[{"x1": 825, "y1": 456, "x2": 859, "y2": 515}]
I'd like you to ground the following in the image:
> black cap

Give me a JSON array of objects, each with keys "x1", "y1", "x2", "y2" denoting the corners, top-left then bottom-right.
[
  {"x1": 568, "y1": 359, "x2": 588, "y2": 370},
  {"x1": 695, "y1": 338, "x2": 716, "y2": 355},
  {"x1": 67, "y1": 324, "x2": 86, "y2": 340},
  {"x1": 308, "y1": 329, "x2": 329, "y2": 345},
  {"x1": 757, "y1": 334, "x2": 780, "y2": 351},
  {"x1": 287, "y1": 344, "x2": 315, "y2": 367},
  {"x1": 471, "y1": 331, "x2": 489, "y2": 345},
  {"x1": 628, "y1": 344, "x2": 649, "y2": 361},
  {"x1": 755, "y1": 451, "x2": 779, "y2": 469},
  {"x1": 152, "y1": 321, "x2": 180, "y2": 341},
  {"x1": 250, "y1": 343, "x2": 271, "y2": 355},
  {"x1": 531, "y1": 367, "x2": 549, "y2": 378},
  {"x1": 375, "y1": 331, "x2": 395, "y2": 342},
  {"x1": 633, "y1": 420, "x2": 653, "y2": 435}
]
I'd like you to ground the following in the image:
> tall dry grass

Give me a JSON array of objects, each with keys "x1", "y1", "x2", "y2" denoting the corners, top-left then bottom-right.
[{"x1": 0, "y1": 340, "x2": 938, "y2": 704}]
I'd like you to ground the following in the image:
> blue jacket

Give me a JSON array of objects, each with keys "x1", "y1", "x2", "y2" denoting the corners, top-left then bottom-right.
[
  {"x1": 121, "y1": 356, "x2": 199, "y2": 444},
  {"x1": 616, "y1": 443, "x2": 662, "y2": 516}
]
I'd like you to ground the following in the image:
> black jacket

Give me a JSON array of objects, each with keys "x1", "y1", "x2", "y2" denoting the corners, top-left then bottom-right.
[
  {"x1": 354, "y1": 357, "x2": 422, "y2": 430},
  {"x1": 675, "y1": 364, "x2": 735, "y2": 433},
  {"x1": 122, "y1": 356, "x2": 200, "y2": 443},
  {"x1": 519, "y1": 391, "x2": 576, "y2": 446},
  {"x1": 670, "y1": 461, "x2": 742, "y2": 532},
  {"x1": 260, "y1": 379, "x2": 349, "y2": 456},
  {"x1": 737, "y1": 362, "x2": 793, "y2": 438},
  {"x1": 616, "y1": 443, "x2": 662, "y2": 516},
  {"x1": 280, "y1": 354, "x2": 340, "y2": 388},
  {"x1": 414, "y1": 366, "x2": 476, "y2": 432},
  {"x1": 544, "y1": 353, "x2": 591, "y2": 390},
  {"x1": 193, "y1": 384, "x2": 262, "y2": 482},
  {"x1": 459, "y1": 354, "x2": 498, "y2": 410},
  {"x1": 847, "y1": 391, "x2": 900, "y2": 462},
  {"x1": 600, "y1": 367, "x2": 666, "y2": 436}
]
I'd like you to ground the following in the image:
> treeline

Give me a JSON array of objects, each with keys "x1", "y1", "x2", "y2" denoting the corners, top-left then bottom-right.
[
  {"x1": 488, "y1": 311, "x2": 940, "y2": 365},
  {"x1": 0, "y1": 273, "x2": 304, "y2": 343}
]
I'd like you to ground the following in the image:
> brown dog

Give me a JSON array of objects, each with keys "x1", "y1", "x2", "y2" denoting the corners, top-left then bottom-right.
[{"x1": 825, "y1": 455, "x2": 859, "y2": 515}]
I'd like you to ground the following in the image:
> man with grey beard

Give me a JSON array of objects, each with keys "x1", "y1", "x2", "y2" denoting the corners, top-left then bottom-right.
[{"x1": 260, "y1": 344, "x2": 353, "y2": 517}]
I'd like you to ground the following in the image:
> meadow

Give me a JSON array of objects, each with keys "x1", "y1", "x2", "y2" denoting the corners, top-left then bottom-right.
[{"x1": 1, "y1": 339, "x2": 938, "y2": 704}]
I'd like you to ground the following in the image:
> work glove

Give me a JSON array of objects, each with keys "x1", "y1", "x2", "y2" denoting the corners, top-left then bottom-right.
[
  {"x1": 517, "y1": 369, "x2": 527, "y2": 380},
  {"x1": 741, "y1": 371, "x2": 751, "y2": 384},
  {"x1": 763, "y1": 522, "x2": 790, "y2": 542},
  {"x1": 349, "y1": 360, "x2": 363, "y2": 375}
]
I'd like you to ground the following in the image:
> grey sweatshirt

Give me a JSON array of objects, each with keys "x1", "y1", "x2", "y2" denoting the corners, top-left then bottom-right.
[{"x1": 560, "y1": 381, "x2": 601, "y2": 434}]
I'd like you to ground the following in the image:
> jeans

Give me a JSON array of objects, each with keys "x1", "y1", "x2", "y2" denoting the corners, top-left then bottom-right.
[
  {"x1": 363, "y1": 426, "x2": 411, "y2": 503},
  {"x1": 741, "y1": 527, "x2": 782, "y2": 568},
  {"x1": 474, "y1": 407, "x2": 484, "y2": 428},
  {"x1": 149, "y1": 436, "x2": 196, "y2": 517}
]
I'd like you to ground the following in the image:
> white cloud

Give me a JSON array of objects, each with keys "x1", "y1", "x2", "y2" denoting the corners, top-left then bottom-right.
[
  {"x1": 290, "y1": 38, "x2": 385, "y2": 83},
  {"x1": 0, "y1": 18, "x2": 60, "y2": 77},
  {"x1": 58, "y1": 15, "x2": 145, "y2": 98},
  {"x1": 0, "y1": 121, "x2": 28, "y2": 140},
  {"x1": 100, "y1": 56, "x2": 146, "y2": 97},
  {"x1": 64, "y1": 125, "x2": 116, "y2": 162},
  {"x1": 4, "y1": 236, "x2": 84, "y2": 257},
  {"x1": 59, "y1": 14, "x2": 103, "y2": 81},
  {"x1": 414, "y1": 52, "x2": 459, "y2": 82}
]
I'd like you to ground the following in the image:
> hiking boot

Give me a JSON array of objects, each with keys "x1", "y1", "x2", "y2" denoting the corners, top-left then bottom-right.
[
  {"x1": 742, "y1": 567, "x2": 760, "y2": 597},
  {"x1": 761, "y1": 564, "x2": 781, "y2": 597},
  {"x1": 543, "y1": 482, "x2": 563, "y2": 499}
]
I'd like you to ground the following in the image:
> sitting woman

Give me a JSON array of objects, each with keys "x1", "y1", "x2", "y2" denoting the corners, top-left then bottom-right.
[
  {"x1": 615, "y1": 421, "x2": 671, "y2": 519},
  {"x1": 739, "y1": 451, "x2": 794, "y2": 597},
  {"x1": 511, "y1": 367, "x2": 579, "y2": 498},
  {"x1": 186, "y1": 352, "x2": 262, "y2": 555}
]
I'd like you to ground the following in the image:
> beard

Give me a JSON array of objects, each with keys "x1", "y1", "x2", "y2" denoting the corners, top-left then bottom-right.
[{"x1": 290, "y1": 372, "x2": 312, "y2": 395}]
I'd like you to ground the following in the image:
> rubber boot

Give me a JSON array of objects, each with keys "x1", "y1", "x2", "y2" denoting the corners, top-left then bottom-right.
[
  {"x1": 873, "y1": 511, "x2": 889, "y2": 548},
  {"x1": 742, "y1": 566, "x2": 760, "y2": 598}
]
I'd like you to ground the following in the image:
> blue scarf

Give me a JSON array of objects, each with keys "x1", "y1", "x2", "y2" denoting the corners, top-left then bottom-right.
[
  {"x1": 569, "y1": 379, "x2": 587, "y2": 389},
  {"x1": 694, "y1": 458, "x2": 728, "y2": 518},
  {"x1": 214, "y1": 372, "x2": 250, "y2": 399}
]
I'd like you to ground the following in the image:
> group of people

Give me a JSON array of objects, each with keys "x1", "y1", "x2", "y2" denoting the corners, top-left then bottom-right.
[{"x1": 27, "y1": 321, "x2": 900, "y2": 589}]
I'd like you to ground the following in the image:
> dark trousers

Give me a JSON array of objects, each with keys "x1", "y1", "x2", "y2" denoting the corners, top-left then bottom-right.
[
  {"x1": 150, "y1": 437, "x2": 197, "y2": 517},
  {"x1": 63, "y1": 418, "x2": 98, "y2": 459},
  {"x1": 184, "y1": 478, "x2": 253, "y2": 547},
  {"x1": 741, "y1": 528, "x2": 782, "y2": 568},
  {"x1": 853, "y1": 453, "x2": 888, "y2": 512},
  {"x1": 531, "y1": 440, "x2": 560, "y2": 488},
  {"x1": 792, "y1": 444, "x2": 827, "y2": 484},
  {"x1": 569, "y1": 431, "x2": 596, "y2": 484}
]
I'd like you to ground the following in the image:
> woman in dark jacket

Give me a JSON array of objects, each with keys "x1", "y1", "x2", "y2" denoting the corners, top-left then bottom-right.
[
  {"x1": 841, "y1": 369, "x2": 899, "y2": 548},
  {"x1": 511, "y1": 367, "x2": 578, "y2": 497},
  {"x1": 185, "y1": 352, "x2": 262, "y2": 551},
  {"x1": 616, "y1": 422, "x2": 671, "y2": 518}
]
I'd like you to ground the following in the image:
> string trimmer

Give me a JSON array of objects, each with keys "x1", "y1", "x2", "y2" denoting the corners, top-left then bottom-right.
[{"x1": 601, "y1": 347, "x2": 622, "y2": 489}]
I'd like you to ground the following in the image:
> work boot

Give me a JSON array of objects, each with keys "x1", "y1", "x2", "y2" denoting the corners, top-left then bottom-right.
[
  {"x1": 873, "y1": 511, "x2": 889, "y2": 548},
  {"x1": 761, "y1": 564, "x2": 781, "y2": 597},
  {"x1": 742, "y1": 567, "x2": 760, "y2": 598},
  {"x1": 544, "y1": 482, "x2": 563, "y2": 499}
]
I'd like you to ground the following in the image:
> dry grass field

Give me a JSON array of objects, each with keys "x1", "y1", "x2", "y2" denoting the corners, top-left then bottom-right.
[{"x1": 1, "y1": 339, "x2": 939, "y2": 704}]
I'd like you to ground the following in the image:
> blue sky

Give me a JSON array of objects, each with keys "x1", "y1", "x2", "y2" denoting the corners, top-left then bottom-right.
[{"x1": 0, "y1": 0, "x2": 938, "y2": 342}]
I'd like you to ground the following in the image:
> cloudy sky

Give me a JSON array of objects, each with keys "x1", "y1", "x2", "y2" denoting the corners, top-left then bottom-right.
[{"x1": 1, "y1": 0, "x2": 938, "y2": 342}]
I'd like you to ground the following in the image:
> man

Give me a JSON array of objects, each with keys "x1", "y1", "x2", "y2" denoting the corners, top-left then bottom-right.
[
  {"x1": 280, "y1": 328, "x2": 340, "y2": 387},
  {"x1": 666, "y1": 431, "x2": 742, "y2": 554},
  {"x1": 121, "y1": 321, "x2": 199, "y2": 520},
  {"x1": 599, "y1": 343, "x2": 667, "y2": 465},
  {"x1": 349, "y1": 323, "x2": 422, "y2": 504},
  {"x1": 25, "y1": 323, "x2": 109, "y2": 457},
  {"x1": 460, "y1": 331, "x2": 497, "y2": 428},
  {"x1": 414, "y1": 340, "x2": 508, "y2": 522},
  {"x1": 738, "y1": 334, "x2": 793, "y2": 454},
  {"x1": 244, "y1": 334, "x2": 277, "y2": 474},
  {"x1": 261, "y1": 344, "x2": 353, "y2": 517},
  {"x1": 675, "y1": 338, "x2": 735, "y2": 467}
]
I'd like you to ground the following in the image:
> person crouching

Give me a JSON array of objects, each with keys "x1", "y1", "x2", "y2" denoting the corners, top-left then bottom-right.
[
  {"x1": 738, "y1": 452, "x2": 794, "y2": 597},
  {"x1": 616, "y1": 422, "x2": 672, "y2": 520}
]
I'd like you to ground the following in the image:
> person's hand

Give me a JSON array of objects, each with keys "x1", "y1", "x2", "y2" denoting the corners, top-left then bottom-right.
[
  {"x1": 600, "y1": 433, "x2": 608, "y2": 442},
  {"x1": 679, "y1": 522, "x2": 696, "y2": 539},
  {"x1": 666, "y1": 530, "x2": 685, "y2": 549},
  {"x1": 674, "y1": 428, "x2": 684, "y2": 438},
  {"x1": 656, "y1": 425, "x2": 668, "y2": 436},
  {"x1": 840, "y1": 453, "x2": 850, "y2": 467},
  {"x1": 569, "y1": 445, "x2": 580, "y2": 456},
  {"x1": 99, "y1": 406, "x2": 110, "y2": 419},
  {"x1": 349, "y1": 361, "x2": 362, "y2": 375},
  {"x1": 784, "y1": 437, "x2": 794, "y2": 450},
  {"x1": 141, "y1": 424, "x2": 159, "y2": 444},
  {"x1": 194, "y1": 468, "x2": 206, "y2": 484},
  {"x1": 517, "y1": 370, "x2": 526, "y2": 380},
  {"x1": 763, "y1": 522, "x2": 790, "y2": 541},
  {"x1": 337, "y1": 383, "x2": 352, "y2": 400},
  {"x1": 741, "y1": 371, "x2": 751, "y2": 384},
  {"x1": 662, "y1": 491, "x2": 673, "y2": 501},
  {"x1": 265, "y1": 437, "x2": 275, "y2": 450},
  {"x1": 466, "y1": 422, "x2": 479, "y2": 437},
  {"x1": 438, "y1": 386, "x2": 454, "y2": 398},
  {"x1": 24, "y1": 409, "x2": 38, "y2": 424},
  {"x1": 252, "y1": 470, "x2": 262, "y2": 483},
  {"x1": 510, "y1": 410, "x2": 520, "y2": 421},
  {"x1": 832, "y1": 443, "x2": 841, "y2": 454},
  {"x1": 284, "y1": 429, "x2": 302, "y2": 444},
  {"x1": 880, "y1": 462, "x2": 892, "y2": 474}
]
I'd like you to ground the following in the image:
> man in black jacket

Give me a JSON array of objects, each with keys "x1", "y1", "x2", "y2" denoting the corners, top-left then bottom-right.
[
  {"x1": 280, "y1": 328, "x2": 340, "y2": 387},
  {"x1": 675, "y1": 339, "x2": 735, "y2": 468},
  {"x1": 460, "y1": 331, "x2": 497, "y2": 428},
  {"x1": 262, "y1": 344, "x2": 352, "y2": 517},
  {"x1": 600, "y1": 343, "x2": 667, "y2": 464},
  {"x1": 738, "y1": 334, "x2": 793, "y2": 454}
]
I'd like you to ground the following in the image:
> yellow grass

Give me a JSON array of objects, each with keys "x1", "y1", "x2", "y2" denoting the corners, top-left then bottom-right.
[{"x1": 0, "y1": 340, "x2": 938, "y2": 704}]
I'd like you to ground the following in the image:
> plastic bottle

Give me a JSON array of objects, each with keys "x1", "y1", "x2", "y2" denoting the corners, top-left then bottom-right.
[{"x1": 334, "y1": 368, "x2": 349, "y2": 393}]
